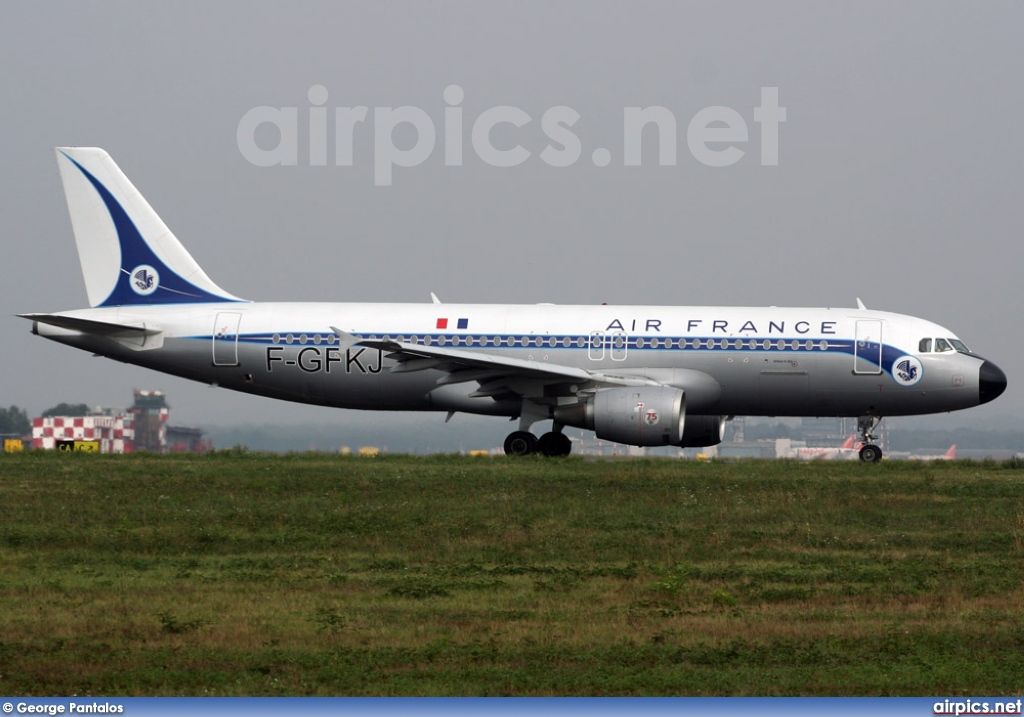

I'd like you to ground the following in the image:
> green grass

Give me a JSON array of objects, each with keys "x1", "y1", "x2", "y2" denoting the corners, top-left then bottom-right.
[{"x1": 1, "y1": 452, "x2": 1024, "y2": 695}]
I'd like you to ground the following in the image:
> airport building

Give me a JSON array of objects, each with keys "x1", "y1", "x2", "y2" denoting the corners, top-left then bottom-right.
[
  {"x1": 30, "y1": 390, "x2": 209, "y2": 453},
  {"x1": 32, "y1": 414, "x2": 133, "y2": 453}
]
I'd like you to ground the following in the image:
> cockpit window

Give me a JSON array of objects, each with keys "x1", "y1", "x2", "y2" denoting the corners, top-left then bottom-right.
[
  {"x1": 919, "y1": 338, "x2": 932, "y2": 353},
  {"x1": 934, "y1": 338, "x2": 953, "y2": 353},
  {"x1": 949, "y1": 338, "x2": 971, "y2": 354}
]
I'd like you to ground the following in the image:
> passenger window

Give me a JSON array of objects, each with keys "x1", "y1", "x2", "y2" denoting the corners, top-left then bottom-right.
[
  {"x1": 919, "y1": 338, "x2": 932, "y2": 353},
  {"x1": 934, "y1": 338, "x2": 952, "y2": 352}
]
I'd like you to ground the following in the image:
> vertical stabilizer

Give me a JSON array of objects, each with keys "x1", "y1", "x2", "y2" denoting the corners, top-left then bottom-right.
[{"x1": 55, "y1": 147, "x2": 245, "y2": 307}]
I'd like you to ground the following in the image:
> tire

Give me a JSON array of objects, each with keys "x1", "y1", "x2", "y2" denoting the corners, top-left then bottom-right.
[
  {"x1": 859, "y1": 444, "x2": 883, "y2": 463},
  {"x1": 504, "y1": 431, "x2": 538, "y2": 456},
  {"x1": 538, "y1": 431, "x2": 572, "y2": 457}
]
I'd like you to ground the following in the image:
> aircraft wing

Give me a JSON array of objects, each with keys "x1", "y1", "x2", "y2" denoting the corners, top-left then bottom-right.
[{"x1": 335, "y1": 328, "x2": 658, "y2": 399}]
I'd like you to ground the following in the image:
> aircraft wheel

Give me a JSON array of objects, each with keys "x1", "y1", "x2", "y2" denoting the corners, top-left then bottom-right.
[
  {"x1": 504, "y1": 431, "x2": 539, "y2": 456},
  {"x1": 538, "y1": 431, "x2": 572, "y2": 457},
  {"x1": 859, "y1": 444, "x2": 883, "y2": 463}
]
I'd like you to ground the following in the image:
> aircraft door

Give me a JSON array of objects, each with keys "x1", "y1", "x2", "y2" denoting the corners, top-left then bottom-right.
[
  {"x1": 854, "y1": 320, "x2": 882, "y2": 375},
  {"x1": 212, "y1": 312, "x2": 242, "y2": 367}
]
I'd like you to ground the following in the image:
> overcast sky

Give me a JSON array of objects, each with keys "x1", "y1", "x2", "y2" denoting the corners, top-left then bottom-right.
[{"x1": 2, "y1": 1, "x2": 1022, "y2": 436}]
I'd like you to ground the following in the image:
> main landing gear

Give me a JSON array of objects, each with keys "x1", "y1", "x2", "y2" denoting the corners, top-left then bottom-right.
[
  {"x1": 504, "y1": 427, "x2": 572, "y2": 457},
  {"x1": 857, "y1": 415, "x2": 883, "y2": 463}
]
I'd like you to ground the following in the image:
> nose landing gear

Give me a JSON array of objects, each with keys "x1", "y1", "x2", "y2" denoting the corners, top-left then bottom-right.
[{"x1": 857, "y1": 415, "x2": 883, "y2": 463}]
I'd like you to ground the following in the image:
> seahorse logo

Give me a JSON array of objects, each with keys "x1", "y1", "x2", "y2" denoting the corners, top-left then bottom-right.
[
  {"x1": 130, "y1": 265, "x2": 159, "y2": 296},
  {"x1": 892, "y1": 355, "x2": 923, "y2": 386}
]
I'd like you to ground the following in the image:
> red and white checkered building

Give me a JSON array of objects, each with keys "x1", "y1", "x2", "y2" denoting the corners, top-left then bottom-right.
[{"x1": 32, "y1": 415, "x2": 135, "y2": 453}]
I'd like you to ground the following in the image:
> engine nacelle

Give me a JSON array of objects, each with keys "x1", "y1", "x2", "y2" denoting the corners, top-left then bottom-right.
[
  {"x1": 678, "y1": 414, "x2": 727, "y2": 448},
  {"x1": 553, "y1": 386, "x2": 685, "y2": 447}
]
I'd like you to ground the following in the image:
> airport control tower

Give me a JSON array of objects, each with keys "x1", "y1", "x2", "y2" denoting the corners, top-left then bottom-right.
[{"x1": 130, "y1": 390, "x2": 169, "y2": 453}]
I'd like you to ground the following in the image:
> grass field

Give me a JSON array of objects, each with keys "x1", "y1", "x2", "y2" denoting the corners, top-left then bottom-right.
[{"x1": 1, "y1": 451, "x2": 1023, "y2": 696}]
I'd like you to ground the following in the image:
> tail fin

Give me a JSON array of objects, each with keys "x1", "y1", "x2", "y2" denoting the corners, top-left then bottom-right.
[{"x1": 55, "y1": 147, "x2": 246, "y2": 307}]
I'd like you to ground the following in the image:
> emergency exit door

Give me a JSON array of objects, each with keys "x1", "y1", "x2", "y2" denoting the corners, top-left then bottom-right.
[
  {"x1": 212, "y1": 312, "x2": 242, "y2": 367},
  {"x1": 854, "y1": 320, "x2": 882, "y2": 375}
]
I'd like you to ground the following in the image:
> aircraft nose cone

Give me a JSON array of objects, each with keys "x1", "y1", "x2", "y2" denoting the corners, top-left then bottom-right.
[{"x1": 979, "y1": 360, "x2": 1007, "y2": 405}]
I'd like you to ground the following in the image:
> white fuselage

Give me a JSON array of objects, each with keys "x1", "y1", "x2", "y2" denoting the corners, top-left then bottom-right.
[{"x1": 33, "y1": 301, "x2": 995, "y2": 420}]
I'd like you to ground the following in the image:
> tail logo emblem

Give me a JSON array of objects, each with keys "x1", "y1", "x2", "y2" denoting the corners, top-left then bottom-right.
[
  {"x1": 892, "y1": 355, "x2": 923, "y2": 386},
  {"x1": 130, "y1": 265, "x2": 160, "y2": 296}
]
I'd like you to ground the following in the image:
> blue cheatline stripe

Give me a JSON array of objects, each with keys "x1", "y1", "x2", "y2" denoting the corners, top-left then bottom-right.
[
  {"x1": 193, "y1": 331, "x2": 907, "y2": 374},
  {"x1": 60, "y1": 151, "x2": 243, "y2": 307},
  {"x1": 219, "y1": 331, "x2": 850, "y2": 352}
]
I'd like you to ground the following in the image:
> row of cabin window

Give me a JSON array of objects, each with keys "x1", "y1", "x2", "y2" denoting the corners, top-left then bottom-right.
[{"x1": 268, "y1": 333, "x2": 833, "y2": 351}]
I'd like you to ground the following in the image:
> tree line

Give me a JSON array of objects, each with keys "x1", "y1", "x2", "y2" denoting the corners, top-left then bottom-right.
[{"x1": 0, "y1": 406, "x2": 31, "y2": 436}]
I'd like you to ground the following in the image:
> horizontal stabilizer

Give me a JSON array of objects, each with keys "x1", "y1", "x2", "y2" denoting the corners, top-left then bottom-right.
[
  {"x1": 19, "y1": 312, "x2": 164, "y2": 351},
  {"x1": 19, "y1": 313, "x2": 162, "y2": 336}
]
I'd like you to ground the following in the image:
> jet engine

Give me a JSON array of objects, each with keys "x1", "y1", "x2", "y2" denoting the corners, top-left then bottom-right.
[
  {"x1": 553, "y1": 386, "x2": 685, "y2": 447},
  {"x1": 553, "y1": 387, "x2": 729, "y2": 448}
]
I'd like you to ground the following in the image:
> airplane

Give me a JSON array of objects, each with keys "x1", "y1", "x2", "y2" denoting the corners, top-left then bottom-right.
[
  {"x1": 904, "y1": 444, "x2": 957, "y2": 461},
  {"x1": 793, "y1": 435, "x2": 861, "y2": 461},
  {"x1": 20, "y1": 148, "x2": 1008, "y2": 462}
]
